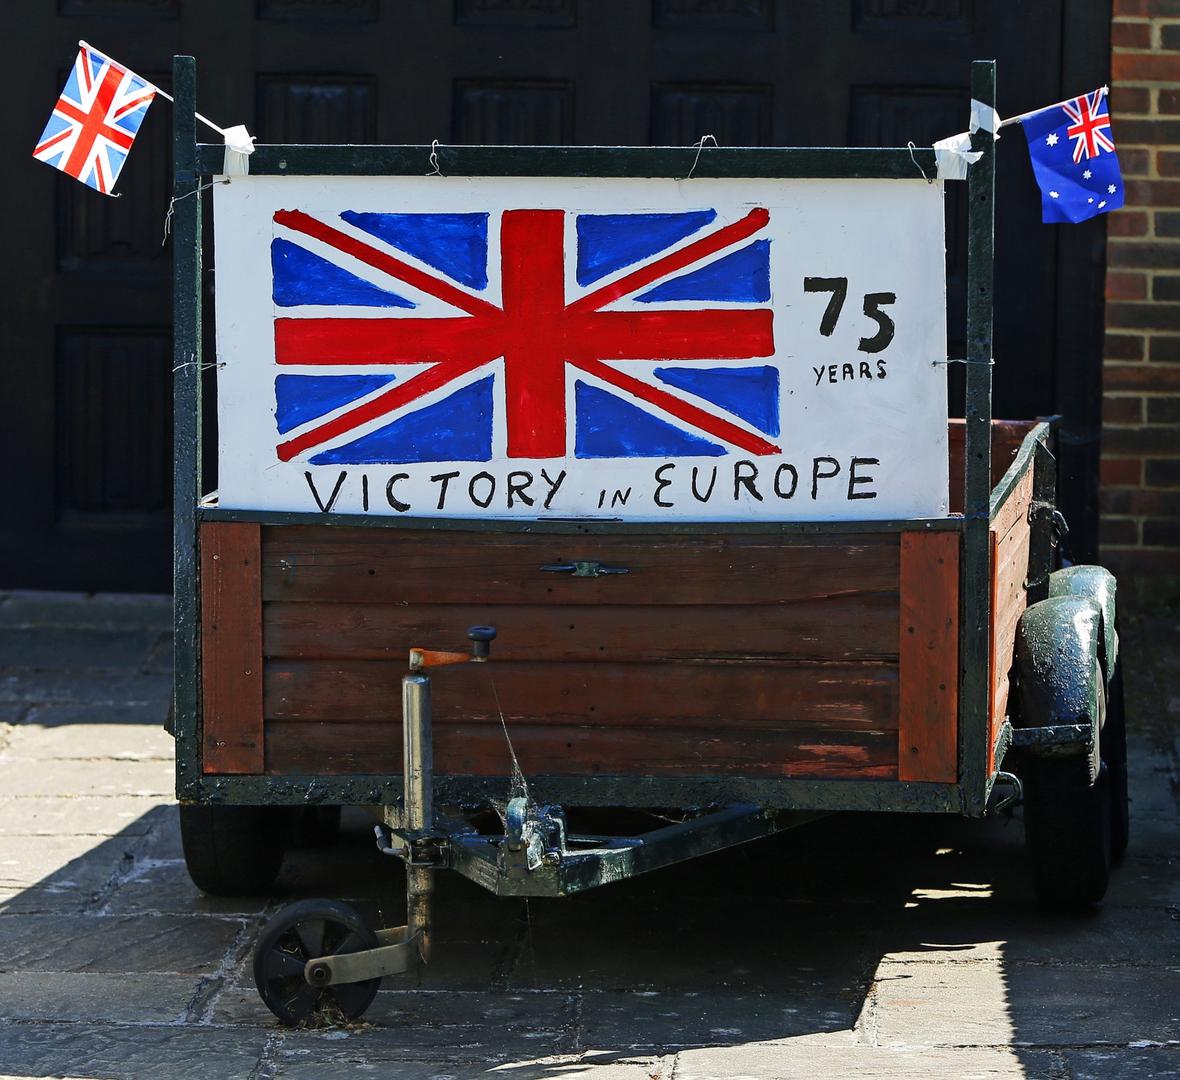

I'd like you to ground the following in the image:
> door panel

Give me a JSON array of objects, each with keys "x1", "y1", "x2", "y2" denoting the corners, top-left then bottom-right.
[{"x1": 1, "y1": 0, "x2": 1109, "y2": 590}]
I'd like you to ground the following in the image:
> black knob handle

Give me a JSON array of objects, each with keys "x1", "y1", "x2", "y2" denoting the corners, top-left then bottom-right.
[{"x1": 468, "y1": 625, "x2": 497, "y2": 660}]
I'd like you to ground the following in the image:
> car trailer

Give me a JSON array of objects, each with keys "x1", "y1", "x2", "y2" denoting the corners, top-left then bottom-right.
[{"x1": 169, "y1": 58, "x2": 1127, "y2": 1026}]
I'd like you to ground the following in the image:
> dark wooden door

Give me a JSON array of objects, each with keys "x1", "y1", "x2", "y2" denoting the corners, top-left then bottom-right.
[{"x1": 2, "y1": 0, "x2": 1109, "y2": 591}]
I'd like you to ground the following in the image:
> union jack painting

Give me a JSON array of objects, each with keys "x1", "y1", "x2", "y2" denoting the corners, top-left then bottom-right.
[
  {"x1": 270, "y1": 207, "x2": 778, "y2": 464},
  {"x1": 33, "y1": 45, "x2": 156, "y2": 195}
]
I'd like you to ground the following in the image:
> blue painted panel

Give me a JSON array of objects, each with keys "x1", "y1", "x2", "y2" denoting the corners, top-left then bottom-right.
[
  {"x1": 575, "y1": 210, "x2": 717, "y2": 286},
  {"x1": 638, "y1": 240, "x2": 770, "y2": 303},
  {"x1": 654, "y1": 365, "x2": 779, "y2": 436},
  {"x1": 310, "y1": 376, "x2": 494, "y2": 464},
  {"x1": 271, "y1": 238, "x2": 414, "y2": 308},
  {"x1": 574, "y1": 382, "x2": 725, "y2": 458},
  {"x1": 340, "y1": 212, "x2": 489, "y2": 289},
  {"x1": 274, "y1": 373, "x2": 397, "y2": 435}
]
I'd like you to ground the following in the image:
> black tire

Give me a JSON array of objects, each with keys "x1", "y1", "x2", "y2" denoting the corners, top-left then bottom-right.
[
  {"x1": 1022, "y1": 673, "x2": 1111, "y2": 909},
  {"x1": 293, "y1": 805, "x2": 343, "y2": 849},
  {"x1": 179, "y1": 804, "x2": 288, "y2": 896},
  {"x1": 253, "y1": 898, "x2": 381, "y2": 1026},
  {"x1": 1103, "y1": 661, "x2": 1130, "y2": 863}
]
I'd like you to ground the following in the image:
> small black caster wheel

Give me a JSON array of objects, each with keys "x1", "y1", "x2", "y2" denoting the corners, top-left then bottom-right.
[{"x1": 253, "y1": 898, "x2": 381, "y2": 1026}]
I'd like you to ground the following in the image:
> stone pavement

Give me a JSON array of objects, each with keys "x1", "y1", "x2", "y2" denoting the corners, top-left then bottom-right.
[{"x1": 0, "y1": 589, "x2": 1178, "y2": 1079}]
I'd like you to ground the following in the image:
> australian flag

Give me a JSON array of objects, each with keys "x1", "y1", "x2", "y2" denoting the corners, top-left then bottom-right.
[
  {"x1": 270, "y1": 208, "x2": 778, "y2": 465},
  {"x1": 1021, "y1": 88, "x2": 1123, "y2": 224}
]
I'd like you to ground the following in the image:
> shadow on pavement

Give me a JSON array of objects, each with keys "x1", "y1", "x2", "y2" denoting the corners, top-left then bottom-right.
[{"x1": 0, "y1": 606, "x2": 1178, "y2": 1077}]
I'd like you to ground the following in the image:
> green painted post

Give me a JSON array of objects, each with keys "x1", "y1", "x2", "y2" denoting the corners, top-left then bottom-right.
[
  {"x1": 959, "y1": 59, "x2": 997, "y2": 815},
  {"x1": 172, "y1": 55, "x2": 202, "y2": 802}
]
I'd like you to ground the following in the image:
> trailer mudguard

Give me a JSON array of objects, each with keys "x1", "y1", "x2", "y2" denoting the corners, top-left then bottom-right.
[
  {"x1": 1014, "y1": 595, "x2": 1104, "y2": 770},
  {"x1": 1049, "y1": 565, "x2": 1119, "y2": 683}
]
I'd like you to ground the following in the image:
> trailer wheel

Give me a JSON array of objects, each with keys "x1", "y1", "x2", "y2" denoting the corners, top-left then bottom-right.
[
  {"x1": 179, "y1": 804, "x2": 287, "y2": 896},
  {"x1": 1022, "y1": 671, "x2": 1111, "y2": 909},
  {"x1": 253, "y1": 899, "x2": 381, "y2": 1026},
  {"x1": 1104, "y1": 661, "x2": 1130, "y2": 863}
]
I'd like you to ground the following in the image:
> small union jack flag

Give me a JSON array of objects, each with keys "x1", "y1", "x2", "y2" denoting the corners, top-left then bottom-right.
[
  {"x1": 33, "y1": 44, "x2": 156, "y2": 195},
  {"x1": 1022, "y1": 88, "x2": 1123, "y2": 225},
  {"x1": 270, "y1": 207, "x2": 778, "y2": 464}
]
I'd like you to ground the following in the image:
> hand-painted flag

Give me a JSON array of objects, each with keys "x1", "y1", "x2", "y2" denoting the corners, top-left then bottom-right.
[
  {"x1": 270, "y1": 207, "x2": 778, "y2": 464},
  {"x1": 1021, "y1": 88, "x2": 1123, "y2": 224},
  {"x1": 33, "y1": 44, "x2": 156, "y2": 195}
]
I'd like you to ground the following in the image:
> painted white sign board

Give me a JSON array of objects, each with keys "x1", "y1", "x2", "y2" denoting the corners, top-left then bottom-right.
[{"x1": 213, "y1": 175, "x2": 948, "y2": 520}]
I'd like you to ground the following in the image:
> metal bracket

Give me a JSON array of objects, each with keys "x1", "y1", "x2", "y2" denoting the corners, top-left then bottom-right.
[
  {"x1": 504, "y1": 796, "x2": 568, "y2": 870},
  {"x1": 990, "y1": 770, "x2": 1023, "y2": 814},
  {"x1": 1029, "y1": 502, "x2": 1069, "y2": 544},
  {"x1": 540, "y1": 561, "x2": 629, "y2": 578},
  {"x1": 1010, "y1": 722, "x2": 1092, "y2": 755},
  {"x1": 304, "y1": 926, "x2": 421, "y2": 986}
]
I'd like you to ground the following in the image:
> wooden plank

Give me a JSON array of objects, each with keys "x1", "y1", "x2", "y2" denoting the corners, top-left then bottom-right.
[
  {"x1": 263, "y1": 595, "x2": 900, "y2": 663},
  {"x1": 990, "y1": 467, "x2": 1034, "y2": 542},
  {"x1": 263, "y1": 720, "x2": 898, "y2": 779},
  {"x1": 989, "y1": 505, "x2": 1033, "y2": 766},
  {"x1": 201, "y1": 522, "x2": 264, "y2": 774},
  {"x1": 898, "y1": 531, "x2": 959, "y2": 783},
  {"x1": 260, "y1": 528, "x2": 900, "y2": 606},
  {"x1": 947, "y1": 418, "x2": 1036, "y2": 515},
  {"x1": 264, "y1": 658, "x2": 898, "y2": 729}
]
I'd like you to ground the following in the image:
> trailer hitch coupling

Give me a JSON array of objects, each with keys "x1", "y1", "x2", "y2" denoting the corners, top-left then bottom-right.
[{"x1": 504, "y1": 796, "x2": 568, "y2": 869}]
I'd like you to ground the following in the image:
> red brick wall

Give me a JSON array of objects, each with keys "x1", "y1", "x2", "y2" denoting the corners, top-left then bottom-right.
[{"x1": 1103, "y1": 1, "x2": 1180, "y2": 601}]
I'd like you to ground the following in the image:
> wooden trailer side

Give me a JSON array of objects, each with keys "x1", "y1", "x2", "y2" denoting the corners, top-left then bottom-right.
[{"x1": 196, "y1": 522, "x2": 967, "y2": 787}]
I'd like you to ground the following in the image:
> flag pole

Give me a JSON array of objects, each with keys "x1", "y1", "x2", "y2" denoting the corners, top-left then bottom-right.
[
  {"x1": 998, "y1": 85, "x2": 1108, "y2": 129},
  {"x1": 79, "y1": 40, "x2": 228, "y2": 139}
]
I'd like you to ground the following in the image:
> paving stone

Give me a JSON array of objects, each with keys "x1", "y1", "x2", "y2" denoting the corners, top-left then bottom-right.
[
  {"x1": 0, "y1": 1023, "x2": 266, "y2": 1080},
  {"x1": 869, "y1": 959, "x2": 1180, "y2": 1048},
  {"x1": 0, "y1": 590, "x2": 172, "y2": 631},
  {"x1": 0, "y1": 702, "x2": 29, "y2": 724},
  {"x1": 0, "y1": 668, "x2": 173, "y2": 707},
  {"x1": 22, "y1": 700, "x2": 172, "y2": 728},
  {"x1": 0, "y1": 627, "x2": 161, "y2": 671},
  {"x1": 511, "y1": 887, "x2": 879, "y2": 992},
  {"x1": 0, "y1": 795, "x2": 166, "y2": 837},
  {"x1": 577, "y1": 991, "x2": 852, "y2": 1052},
  {"x1": 0, "y1": 971, "x2": 202, "y2": 1022},
  {"x1": 0, "y1": 913, "x2": 244, "y2": 974},
  {"x1": 0, "y1": 833, "x2": 132, "y2": 911},
  {"x1": 874, "y1": 892, "x2": 1180, "y2": 968},
  {"x1": 0, "y1": 756, "x2": 172, "y2": 797},
  {"x1": 276, "y1": 1049, "x2": 661, "y2": 1079},
  {"x1": 97, "y1": 856, "x2": 273, "y2": 918},
  {"x1": 675, "y1": 1044, "x2": 1056, "y2": 1079},
  {"x1": 3, "y1": 720, "x2": 174, "y2": 761},
  {"x1": 1065, "y1": 1047, "x2": 1180, "y2": 1079},
  {"x1": 214, "y1": 987, "x2": 577, "y2": 1059}
]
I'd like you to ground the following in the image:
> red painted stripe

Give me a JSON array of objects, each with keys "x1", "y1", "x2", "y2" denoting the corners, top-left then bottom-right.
[
  {"x1": 275, "y1": 210, "x2": 502, "y2": 320},
  {"x1": 55, "y1": 94, "x2": 135, "y2": 152},
  {"x1": 567, "y1": 208, "x2": 770, "y2": 315},
  {"x1": 34, "y1": 126, "x2": 75, "y2": 157},
  {"x1": 566, "y1": 309, "x2": 773, "y2": 361},
  {"x1": 573, "y1": 357, "x2": 780, "y2": 455},
  {"x1": 275, "y1": 316, "x2": 502, "y2": 365},
  {"x1": 499, "y1": 209, "x2": 568, "y2": 457},
  {"x1": 276, "y1": 353, "x2": 497, "y2": 462},
  {"x1": 112, "y1": 89, "x2": 155, "y2": 120},
  {"x1": 63, "y1": 66, "x2": 128, "y2": 176}
]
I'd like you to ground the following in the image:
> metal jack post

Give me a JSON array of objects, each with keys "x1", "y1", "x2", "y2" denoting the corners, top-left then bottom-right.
[{"x1": 397, "y1": 625, "x2": 497, "y2": 968}]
